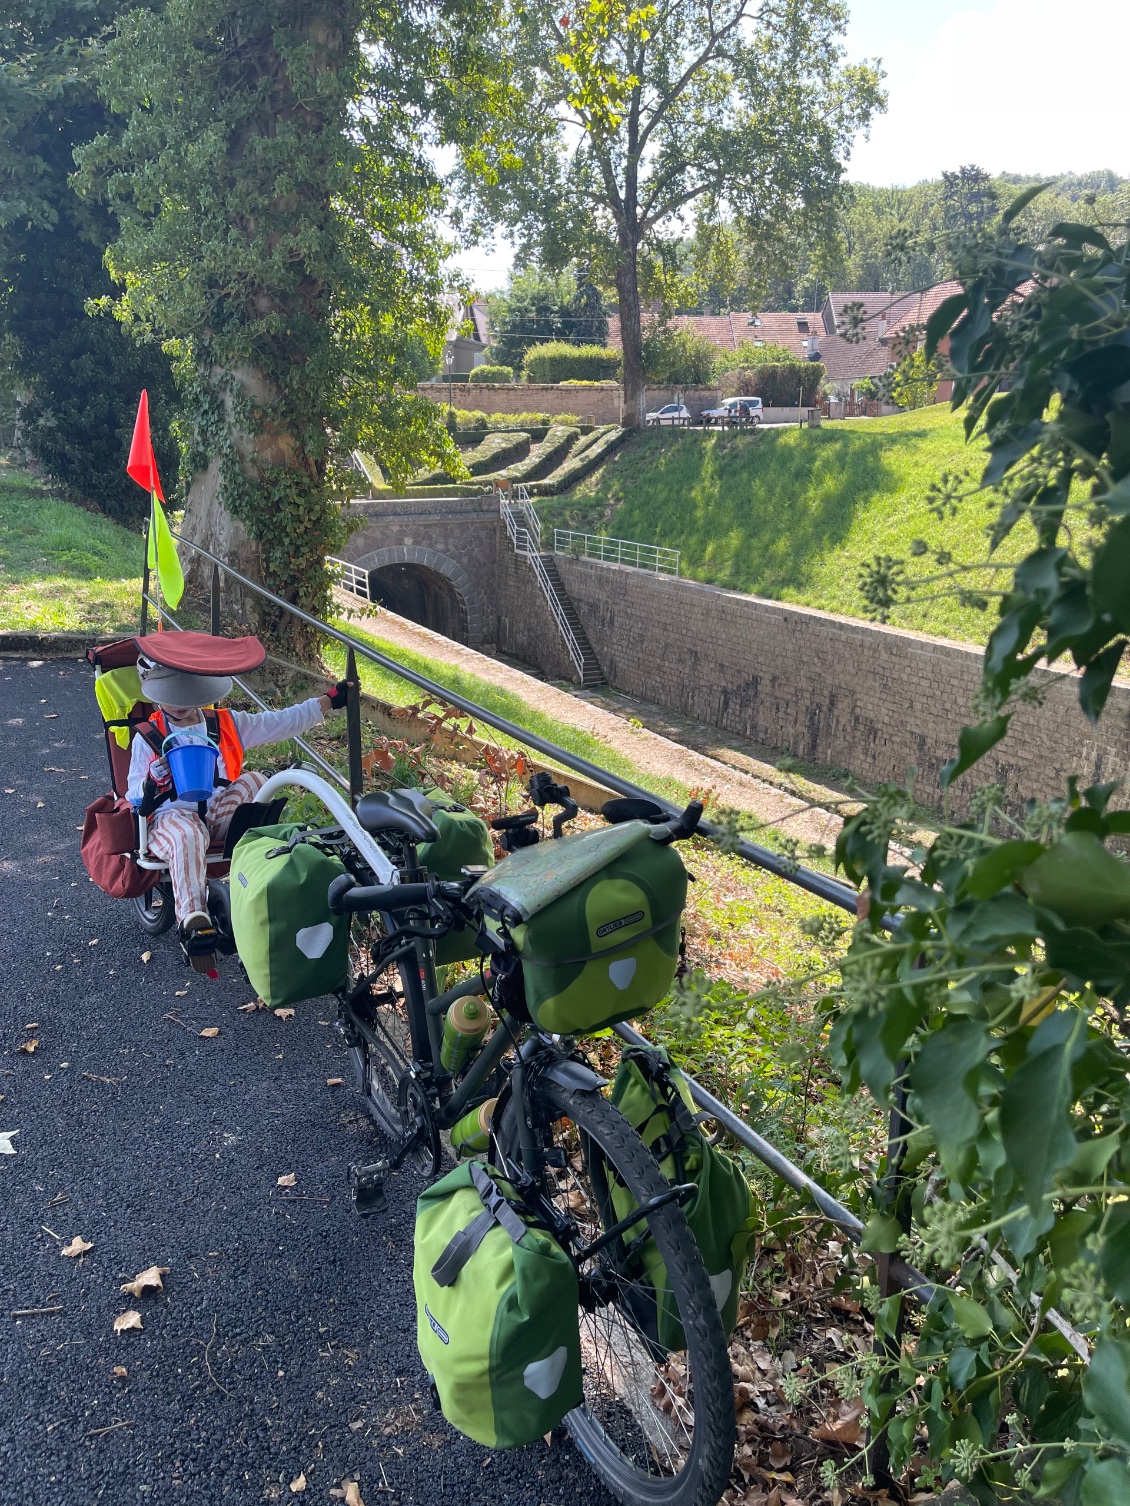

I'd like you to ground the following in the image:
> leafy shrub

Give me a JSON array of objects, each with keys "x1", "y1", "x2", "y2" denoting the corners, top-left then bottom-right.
[
  {"x1": 467, "y1": 364, "x2": 514, "y2": 384},
  {"x1": 461, "y1": 430, "x2": 531, "y2": 475},
  {"x1": 723, "y1": 362, "x2": 825, "y2": 406},
  {"x1": 529, "y1": 425, "x2": 625, "y2": 494},
  {"x1": 641, "y1": 325, "x2": 717, "y2": 385},
  {"x1": 558, "y1": 379, "x2": 619, "y2": 387},
  {"x1": 522, "y1": 342, "x2": 622, "y2": 384},
  {"x1": 714, "y1": 340, "x2": 797, "y2": 374},
  {"x1": 890, "y1": 349, "x2": 941, "y2": 409}
]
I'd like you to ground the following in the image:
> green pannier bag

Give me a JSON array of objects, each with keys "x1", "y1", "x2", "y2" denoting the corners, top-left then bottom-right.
[
  {"x1": 610, "y1": 1046, "x2": 756, "y2": 1351},
  {"x1": 473, "y1": 821, "x2": 687, "y2": 1035},
  {"x1": 229, "y1": 824, "x2": 350, "y2": 1007},
  {"x1": 416, "y1": 788, "x2": 494, "y2": 965},
  {"x1": 414, "y1": 1160, "x2": 583, "y2": 1449}
]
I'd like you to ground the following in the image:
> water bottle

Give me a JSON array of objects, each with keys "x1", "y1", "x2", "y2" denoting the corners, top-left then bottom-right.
[
  {"x1": 439, "y1": 995, "x2": 491, "y2": 1075},
  {"x1": 450, "y1": 1097, "x2": 498, "y2": 1157}
]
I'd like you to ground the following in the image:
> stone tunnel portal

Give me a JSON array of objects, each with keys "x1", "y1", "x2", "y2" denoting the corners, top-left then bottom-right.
[{"x1": 354, "y1": 546, "x2": 484, "y2": 649}]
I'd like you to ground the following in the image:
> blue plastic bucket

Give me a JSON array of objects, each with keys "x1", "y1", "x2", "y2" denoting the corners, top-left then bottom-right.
[{"x1": 163, "y1": 733, "x2": 220, "y2": 802}]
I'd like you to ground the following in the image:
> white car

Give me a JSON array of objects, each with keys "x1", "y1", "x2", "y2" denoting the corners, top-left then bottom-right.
[
  {"x1": 700, "y1": 396, "x2": 763, "y2": 427},
  {"x1": 645, "y1": 403, "x2": 691, "y2": 427}
]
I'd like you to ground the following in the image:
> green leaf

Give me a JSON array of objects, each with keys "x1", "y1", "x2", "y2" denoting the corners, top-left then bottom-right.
[
  {"x1": 1091, "y1": 516, "x2": 1130, "y2": 632},
  {"x1": 1082, "y1": 1459, "x2": 1130, "y2": 1506},
  {"x1": 940, "y1": 716, "x2": 1011, "y2": 789},
  {"x1": 948, "y1": 1293, "x2": 994, "y2": 1340},
  {"x1": 1063, "y1": 1130, "x2": 1121, "y2": 1187},
  {"x1": 963, "y1": 840, "x2": 1045, "y2": 900},
  {"x1": 946, "y1": 1344, "x2": 978, "y2": 1388},
  {"x1": 1000, "y1": 1016, "x2": 1085, "y2": 1213},
  {"x1": 1035, "y1": 1453, "x2": 1084, "y2": 1498},
  {"x1": 859, "y1": 1211, "x2": 902, "y2": 1253},
  {"x1": 910, "y1": 1019, "x2": 987, "y2": 1170},
  {"x1": 1002, "y1": 181, "x2": 1052, "y2": 226},
  {"x1": 1021, "y1": 831, "x2": 1130, "y2": 927},
  {"x1": 1079, "y1": 640, "x2": 1127, "y2": 723},
  {"x1": 947, "y1": 893, "x2": 1038, "y2": 946},
  {"x1": 1099, "y1": 1201, "x2": 1130, "y2": 1307},
  {"x1": 924, "y1": 292, "x2": 968, "y2": 357},
  {"x1": 1082, "y1": 1338, "x2": 1130, "y2": 1449}
]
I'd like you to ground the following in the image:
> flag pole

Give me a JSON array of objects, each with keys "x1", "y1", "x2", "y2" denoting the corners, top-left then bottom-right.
[{"x1": 140, "y1": 516, "x2": 151, "y2": 635}]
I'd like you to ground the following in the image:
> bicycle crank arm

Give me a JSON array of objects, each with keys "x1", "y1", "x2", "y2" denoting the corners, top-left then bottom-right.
[
  {"x1": 576, "y1": 1182, "x2": 698, "y2": 1263},
  {"x1": 348, "y1": 1159, "x2": 389, "y2": 1217}
]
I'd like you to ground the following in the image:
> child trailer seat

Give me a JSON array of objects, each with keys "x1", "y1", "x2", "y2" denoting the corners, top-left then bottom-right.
[{"x1": 82, "y1": 631, "x2": 284, "y2": 899}]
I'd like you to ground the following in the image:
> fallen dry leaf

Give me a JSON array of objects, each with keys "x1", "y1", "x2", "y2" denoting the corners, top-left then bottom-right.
[
  {"x1": 61, "y1": 1235, "x2": 93, "y2": 1258},
  {"x1": 17, "y1": 1039, "x2": 39, "y2": 1054},
  {"x1": 289, "y1": 1473, "x2": 307, "y2": 1494},
  {"x1": 199, "y1": 1027, "x2": 219, "y2": 1039},
  {"x1": 120, "y1": 1265, "x2": 169, "y2": 1298},
  {"x1": 330, "y1": 1482, "x2": 365, "y2": 1506},
  {"x1": 326, "y1": 1078, "x2": 344, "y2": 1088},
  {"x1": 274, "y1": 1008, "x2": 295, "y2": 1021},
  {"x1": 113, "y1": 1309, "x2": 143, "y2": 1334},
  {"x1": 237, "y1": 1001, "x2": 263, "y2": 1013},
  {"x1": 111, "y1": 1365, "x2": 128, "y2": 1378},
  {"x1": 141, "y1": 951, "x2": 152, "y2": 964},
  {"x1": 24, "y1": 1022, "x2": 39, "y2": 1029},
  {"x1": 174, "y1": 989, "x2": 189, "y2": 998},
  {"x1": 813, "y1": 1396, "x2": 866, "y2": 1448},
  {"x1": 276, "y1": 1172, "x2": 297, "y2": 1188}
]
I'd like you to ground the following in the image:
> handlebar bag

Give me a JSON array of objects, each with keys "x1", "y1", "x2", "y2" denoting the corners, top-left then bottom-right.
[
  {"x1": 475, "y1": 821, "x2": 687, "y2": 1035},
  {"x1": 229, "y1": 823, "x2": 350, "y2": 1007},
  {"x1": 413, "y1": 1160, "x2": 582, "y2": 1449},
  {"x1": 609, "y1": 1046, "x2": 755, "y2": 1352},
  {"x1": 416, "y1": 788, "x2": 494, "y2": 965}
]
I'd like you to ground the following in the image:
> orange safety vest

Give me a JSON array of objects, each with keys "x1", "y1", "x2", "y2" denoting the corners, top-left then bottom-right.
[{"x1": 150, "y1": 707, "x2": 244, "y2": 783}]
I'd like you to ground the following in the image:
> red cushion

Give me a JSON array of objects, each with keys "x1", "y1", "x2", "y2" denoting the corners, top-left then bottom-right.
[{"x1": 133, "y1": 630, "x2": 266, "y2": 674}]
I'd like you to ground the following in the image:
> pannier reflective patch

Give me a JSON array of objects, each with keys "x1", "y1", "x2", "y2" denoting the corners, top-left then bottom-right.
[
  {"x1": 295, "y1": 922, "x2": 334, "y2": 959},
  {"x1": 523, "y1": 1346, "x2": 568, "y2": 1398},
  {"x1": 608, "y1": 957, "x2": 638, "y2": 990},
  {"x1": 596, "y1": 909, "x2": 645, "y2": 938},
  {"x1": 425, "y1": 1305, "x2": 450, "y2": 1344},
  {"x1": 237, "y1": 871, "x2": 248, "y2": 887}
]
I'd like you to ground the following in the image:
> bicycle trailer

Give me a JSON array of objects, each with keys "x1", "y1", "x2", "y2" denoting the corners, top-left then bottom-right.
[{"x1": 471, "y1": 819, "x2": 688, "y2": 1035}]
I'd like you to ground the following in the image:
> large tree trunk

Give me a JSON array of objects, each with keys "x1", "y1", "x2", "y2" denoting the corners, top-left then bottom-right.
[{"x1": 616, "y1": 241, "x2": 647, "y2": 430}]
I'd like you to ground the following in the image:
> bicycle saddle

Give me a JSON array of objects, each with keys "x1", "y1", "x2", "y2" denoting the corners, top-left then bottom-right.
[{"x1": 355, "y1": 788, "x2": 440, "y2": 844}]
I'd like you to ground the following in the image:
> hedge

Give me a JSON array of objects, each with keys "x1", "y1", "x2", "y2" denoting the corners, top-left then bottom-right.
[
  {"x1": 522, "y1": 342, "x2": 622, "y2": 384},
  {"x1": 467, "y1": 364, "x2": 514, "y2": 383},
  {"x1": 528, "y1": 425, "x2": 625, "y2": 495},
  {"x1": 490, "y1": 424, "x2": 581, "y2": 483},
  {"x1": 722, "y1": 361, "x2": 826, "y2": 406},
  {"x1": 448, "y1": 408, "x2": 584, "y2": 431}
]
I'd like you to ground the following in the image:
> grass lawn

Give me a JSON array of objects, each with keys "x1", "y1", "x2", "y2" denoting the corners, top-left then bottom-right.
[
  {"x1": 0, "y1": 462, "x2": 144, "y2": 633},
  {"x1": 540, "y1": 405, "x2": 1027, "y2": 644}
]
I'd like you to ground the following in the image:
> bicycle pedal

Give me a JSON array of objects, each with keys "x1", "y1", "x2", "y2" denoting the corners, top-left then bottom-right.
[{"x1": 348, "y1": 1159, "x2": 389, "y2": 1217}]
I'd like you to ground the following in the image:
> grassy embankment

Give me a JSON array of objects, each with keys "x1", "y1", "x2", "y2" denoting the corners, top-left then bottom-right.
[{"x1": 541, "y1": 404, "x2": 1026, "y2": 644}]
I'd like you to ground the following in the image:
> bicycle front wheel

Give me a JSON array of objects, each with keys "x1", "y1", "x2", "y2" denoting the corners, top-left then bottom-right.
[{"x1": 500, "y1": 1078, "x2": 735, "y2": 1506}]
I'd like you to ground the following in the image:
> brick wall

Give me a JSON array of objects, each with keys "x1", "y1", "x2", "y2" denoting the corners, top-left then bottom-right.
[{"x1": 545, "y1": 557, "x2": 1130, "y2": 810}]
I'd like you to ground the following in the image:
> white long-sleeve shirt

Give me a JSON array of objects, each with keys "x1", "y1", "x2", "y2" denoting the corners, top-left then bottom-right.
[{"x1": 127, "y1": 698, "x2": 326, "y2": 811}]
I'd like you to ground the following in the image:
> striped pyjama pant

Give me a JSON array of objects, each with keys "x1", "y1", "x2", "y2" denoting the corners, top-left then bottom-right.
[{"x1": 148, "y1": 770, "x2": 268, "y2": 923}]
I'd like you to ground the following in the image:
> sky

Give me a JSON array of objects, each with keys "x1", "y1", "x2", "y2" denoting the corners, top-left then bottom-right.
[{"x1": 449, "y1": 0, "x2": 1130, "y2": 292}]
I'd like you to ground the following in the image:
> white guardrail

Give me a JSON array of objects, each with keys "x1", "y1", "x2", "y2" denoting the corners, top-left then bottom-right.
[
  {"x1": 330, "y1": 557, "x2": 372, "y2": 601},
  {"x1": 553, "y1": 529, "x2": 680, "y2": 576},
  {"x1": 498, "y1": 491, "x2": 587, "y2": 682}
]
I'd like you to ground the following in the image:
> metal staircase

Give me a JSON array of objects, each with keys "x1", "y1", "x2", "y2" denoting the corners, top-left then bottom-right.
[{"x1": 499, "y1": 486, "x2": 604, "y2": 687}]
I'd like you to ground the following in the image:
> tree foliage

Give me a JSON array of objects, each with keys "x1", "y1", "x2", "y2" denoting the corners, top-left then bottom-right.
[
  {"x1": 0, "y1": 1, "x2": 179, "y2": 520},
  {"x1": 640, "y1": 323, "x2": 716, "y2": 385},
  {"x1": 808, "y1": 195, "x2": 1130, "y2": 1498},
  {"x1": 466, "y1": 0, "x2": 881, "y2": 425},
  {"x1": 485, "y1": 263, "x2": 609, "y2": 372},
  {"x1": 81, "y1": 0, "x2": 499, "y2": 624}
]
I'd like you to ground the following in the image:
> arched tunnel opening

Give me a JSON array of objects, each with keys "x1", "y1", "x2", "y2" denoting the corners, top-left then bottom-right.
[{"x1": 367, "y1": 563, "x2": 470, "y2": 645}]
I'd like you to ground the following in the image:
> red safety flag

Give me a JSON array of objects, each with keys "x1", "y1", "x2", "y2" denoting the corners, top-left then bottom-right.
[{"x1": 127, "y1": 390, "x2": 183, "y2": 608}]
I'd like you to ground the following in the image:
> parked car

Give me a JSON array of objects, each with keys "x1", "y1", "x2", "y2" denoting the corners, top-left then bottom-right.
[
  {"x1": 645, "y1": 403, "x2": 691, "y2": 427},
  {"x1": 700, "y1": 396, "x2": 763, "y2": 427}
]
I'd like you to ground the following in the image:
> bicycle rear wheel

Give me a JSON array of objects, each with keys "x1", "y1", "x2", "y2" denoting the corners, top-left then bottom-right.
[{"x1": 499, "y1": 1078, "x2": 735, "y2": 1506}]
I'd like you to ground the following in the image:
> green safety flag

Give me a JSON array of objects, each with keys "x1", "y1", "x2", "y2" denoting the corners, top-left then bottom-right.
[{"x1": 127, "y1": 389, "x2": 184, "y2": 609}]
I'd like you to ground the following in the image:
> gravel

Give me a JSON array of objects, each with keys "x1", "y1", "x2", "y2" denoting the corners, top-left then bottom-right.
[{"x1": 0, "y1": 656, "x2": 613, "y2": 1504}]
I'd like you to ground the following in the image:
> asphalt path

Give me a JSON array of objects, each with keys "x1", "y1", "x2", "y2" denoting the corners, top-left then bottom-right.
[{"x1": 0, "y1": 656, "x2": 613, "y2": 1506}]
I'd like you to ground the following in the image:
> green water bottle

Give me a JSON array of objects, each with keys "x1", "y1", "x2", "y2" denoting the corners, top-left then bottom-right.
[
  {"x1": 450, "y1": 1096, "x2": 498, "y2": 1157},
  {"x1": 440, "y1": 995, "x2": 491, "y2": 1074}
]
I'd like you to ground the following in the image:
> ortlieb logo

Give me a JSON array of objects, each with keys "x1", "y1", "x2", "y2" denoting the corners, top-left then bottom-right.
[
  {"x1": 596, "y1": 909, "x2": 645, "y2": 939},
  {"x1": 237, "y1": 872, "x2": 248, "y2": 888},
  {"x1": 424, "y1": 1305, "x2": 450, "y2": 1345}
]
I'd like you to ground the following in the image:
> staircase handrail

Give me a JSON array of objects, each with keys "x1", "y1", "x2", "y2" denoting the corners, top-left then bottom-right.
[{"x1": 553, "y1": 528, "x2": 679, "y2": 576}]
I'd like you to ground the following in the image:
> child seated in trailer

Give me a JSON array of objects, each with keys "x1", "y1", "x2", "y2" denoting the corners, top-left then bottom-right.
[{"x1": 127, "y1": 647, "x2": 351, "y2": 973}]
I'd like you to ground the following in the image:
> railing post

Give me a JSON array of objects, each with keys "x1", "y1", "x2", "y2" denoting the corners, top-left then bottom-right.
[
  {"x1": 210, "y1": 563, "x2": 221, "y2": 635},
  {"x1": 865, "y1": 1069, "x2": 913, "y2": 1489},
  {"x1": 140, "y1": 517, "x2": 151, "y2": 635},
  {"x1": 345, "y1": 645, "x2": 363, "y2": 808}
]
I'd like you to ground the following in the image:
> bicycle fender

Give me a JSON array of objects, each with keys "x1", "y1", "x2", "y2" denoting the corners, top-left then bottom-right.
[{"x1": 538, "y1": 1056, "x2": 607, "y2": 1094}]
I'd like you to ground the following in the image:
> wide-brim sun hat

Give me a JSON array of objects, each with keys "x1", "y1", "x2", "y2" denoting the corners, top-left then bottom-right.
[{"x1": 137, "y1": 654, "x2": 233, "y2": 709}]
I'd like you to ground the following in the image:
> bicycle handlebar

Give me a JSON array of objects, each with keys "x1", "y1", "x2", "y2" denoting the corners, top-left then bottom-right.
[{"x1": 327, "y1": 874, "x2": 463, "y2": 916}]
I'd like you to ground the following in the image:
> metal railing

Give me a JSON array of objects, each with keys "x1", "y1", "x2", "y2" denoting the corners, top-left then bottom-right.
[
  {"x1": 555, "y1": 529, "x2": 681, "y2": 576},
  {"x1": 499, "y1": 493, "x2": 589, "y2": 682},
  {"x1": 329, "y1": 556, "x2": 371, "y2": 602}
]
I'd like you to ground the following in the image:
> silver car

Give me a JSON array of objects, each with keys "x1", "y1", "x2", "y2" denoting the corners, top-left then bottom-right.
[
  {"x1": 645, "y1": 403, "x2": 692, "y2": 427},
  {"x1": 700, "y1": 396, "x2": 763, "y2": 427}
]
